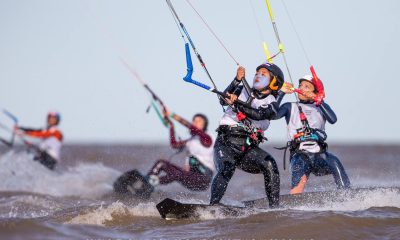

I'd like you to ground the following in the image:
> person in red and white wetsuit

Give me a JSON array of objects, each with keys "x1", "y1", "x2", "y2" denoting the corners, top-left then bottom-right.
[
  {"x1": 146, "y1": 112, "x2": 214, "y2": 191},
  {"x1": 16, "y1": 111, "x2": 63, "y2": 170}
]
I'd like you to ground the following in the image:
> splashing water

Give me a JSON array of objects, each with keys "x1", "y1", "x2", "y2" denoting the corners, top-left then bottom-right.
[
  {"x1": 0, "y1": 151, "x2": 121, "y2": 198},
  {"x1": 66, "y1": 201, "x2": 159, "y2": 226},
  {"x1": 290, "y1": 187, "x2": 400, "y2": 212}
]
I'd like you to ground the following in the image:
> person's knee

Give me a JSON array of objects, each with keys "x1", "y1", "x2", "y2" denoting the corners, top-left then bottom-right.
[
  {"x1": 325, "y1": 153, "x2": 341, "y2": 165},
  {"x1": 290, "y1": 154, "x2": 306, "y2": 173},
  {"x1": 290, "y1": 155, "x2": 309, "y2": 188},
  {"x1": 155, "y1": 159, "x2": 168, "y2": 165},
  {"x1": 211, "y1": 161, "x2": 234, "y2": 190},
  {"x1": 149, "y1": 159, "x2": 169, "y2": 175},
  {"x1": 325, "y1": 154, "x2": 346, "y2": 174},
  {"x1": 259, "y1": 155, "x2": 279, "y2": 173}
]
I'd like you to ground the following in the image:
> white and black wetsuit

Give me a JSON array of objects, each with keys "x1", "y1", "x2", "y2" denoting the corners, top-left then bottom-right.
[
  {"x1": 210, "y1": 78, "x2": 280, "y2": 207},
  {"x1": 275, "y1": 92, "x2": 350, "y2": 189}
]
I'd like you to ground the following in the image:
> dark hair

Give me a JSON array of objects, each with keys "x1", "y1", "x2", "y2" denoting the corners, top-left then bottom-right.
[
  {"x1": 192, "y1": 113, "x2": 208, "y2": 131},
  {"x1": 47, "y1": 112, "x2": 61, "y2": 125}
]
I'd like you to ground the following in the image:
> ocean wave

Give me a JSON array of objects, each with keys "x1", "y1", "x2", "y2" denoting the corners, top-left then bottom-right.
[
  {"x1": 65, "y1": 201, "x2": 159, "y2": 226},
  {"x1": 0, "y1": 151, "x2": 121, "y2": 198}
]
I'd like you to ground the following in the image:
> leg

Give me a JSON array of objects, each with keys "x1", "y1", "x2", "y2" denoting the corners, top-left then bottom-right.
[
  {"x1": 34, "y1": 151, "x2": 57, "y2": 170},
  {"x1": 147, "y1": 159, "x2": 185, "y2": 185},
  {"x1": 290, "y1": 175, "x2": 308, "y2": 194},
  {"x1": 180, "y1": 171, "x2": 212, "y2": 191},
  {"x1": 147, "y1": 159, "x2": 169, "y2": 176},
  {"x1": 290, "y1": 153, "x2": 311, "y2": 194},
  {"x1": 181, "y1": 157, "x2": 213, "y2": 191},
  {"x1": 243, "y1": 147, "x2": 280, "y2": 208},
  {"x1": 323, "y1": 152, "x2": 351, "y2": 189},
  {"x1": 210, "y1": 136, "x2": 237, "y2": 205}
]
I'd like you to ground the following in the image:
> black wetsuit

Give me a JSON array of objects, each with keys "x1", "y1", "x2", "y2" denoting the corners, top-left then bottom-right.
[
  {"x1": 275, "y1": 92, "x2": 351, "y2": 189},
  {"x1": 210, "y1": 78, "x2": 280, "y2": 207}
]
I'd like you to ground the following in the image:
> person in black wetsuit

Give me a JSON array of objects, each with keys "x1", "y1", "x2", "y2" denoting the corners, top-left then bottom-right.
[
  {"x1": 210, "y1": 62, "x2": 288, "y2": 208},
  {"x1": 275, "y1": 75, "x2": 350, "y2": 194}
]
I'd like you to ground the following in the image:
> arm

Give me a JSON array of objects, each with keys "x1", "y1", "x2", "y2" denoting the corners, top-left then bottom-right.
[
  {"x1": 276, "y1": 91, "x2": 286, "y2": 106},
  {"x1": 220, "y1": 78, "x2": 242, "y2": 106},
  {"x1": 276, "y1": 82, "x2": 296, "y2": 106},
  {"x1": 188, "y1": 126, "x2": 212, "y2": 147},
  {"x1": 318, "y1": 102, "x2": 337, "y2": 124},
  {"x1": 18, "y1": 127, "x2": 42, "y2": 132},
  {"x1": 171, "y1": 113, "x2": 212, "y2": 147},
  {"x1": 168, "y1": 121, "x2": 187, "y2": 149},
  {"x1": 21, "y1": 128, "x2": 63, "y2": 141},
  {"x1": 236, "y1": 101, "x2": 278, "y2": 121},
  {"x1": 171, "y1": 113, "x2": 191, "y2": 128},
  {"x1": 273, "y1": 102, "x2": 292, "y2": 124},
  {"x1": 273, "y1": 85, "x2": 294, "y2": 123}
]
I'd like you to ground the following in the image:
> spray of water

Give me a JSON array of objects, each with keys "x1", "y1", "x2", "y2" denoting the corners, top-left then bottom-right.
[{"x1": 0, "y1": 151, "x2": 121, "y2": 198}]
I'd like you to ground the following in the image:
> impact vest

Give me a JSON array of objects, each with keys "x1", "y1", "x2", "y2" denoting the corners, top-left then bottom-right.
[
  {"x1": 288, "y1": 103, "x2": 326, "y2": 140},
  {"x1": 185, "y1": 135, "x2": 215, "y2": 171},
  {"x1": 220, "y1": 90, "x2": 276, "y2": 131}
]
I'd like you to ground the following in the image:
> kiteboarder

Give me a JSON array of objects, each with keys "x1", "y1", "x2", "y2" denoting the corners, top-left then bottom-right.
[
  {"x1": 275, "y1": 75, "x2": 351, "y2": 194},
  {"x1": 209, "y1": 62, "x2": 285, "y2": 208},
  {"x1": 113, "y1": 111, "x2": 214, "y2": 198},
  {"x1": 146, "y1": 111, "x2": 214, "y2": 191},
  {"x1": 15, "y1": 111, "x2": 63, "y2": 170}
]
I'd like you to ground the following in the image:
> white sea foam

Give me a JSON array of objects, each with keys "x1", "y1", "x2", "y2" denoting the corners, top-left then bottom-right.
[
  {"x1": 291, "y1": 187, "x2": 400, "y2": 212},
  {"x1": 0, "y1": 194, "x2": 66, "y2": 219},
  {"x1": 66, "y1": 201, "x2": 159, "y2": 226},
  {"x1": 193, "y1": 187, "x2": 400, "y2": 220}
]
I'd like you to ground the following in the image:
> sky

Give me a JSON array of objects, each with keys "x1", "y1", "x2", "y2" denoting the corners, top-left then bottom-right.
[{"x1": 0, "y1": 0, "x2": 399, "y2": 144}]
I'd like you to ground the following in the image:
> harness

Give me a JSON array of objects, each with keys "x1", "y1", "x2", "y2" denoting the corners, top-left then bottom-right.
[
  {"x1": 218, "y1": 116, "x2": 267, "y2": 153},
  {"x1": 188, "y1": 156, "x2": 213, "y2": 178},
  {"x1": 238, "y1": 113, "x2": 267, "y2": 149},
  {"x1": 277, "y1": 105, "x2": 328, "y2": 170}
]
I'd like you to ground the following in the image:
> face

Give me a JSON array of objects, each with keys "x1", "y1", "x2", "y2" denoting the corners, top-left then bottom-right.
[
  {"x1": 192, "y1": 116, "x2": 206, "y2": 131},
  {"x1": 298, "y1": 80, "x2": 316, "y2": 101},
  {"x1": 253, "y1": 68, "x2": 271, "y2": 91},
  {"x1": 47, "y1": 116, "x2": 58, "y2": 126}
]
